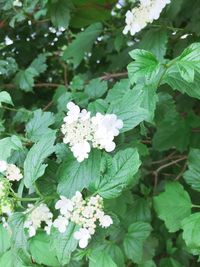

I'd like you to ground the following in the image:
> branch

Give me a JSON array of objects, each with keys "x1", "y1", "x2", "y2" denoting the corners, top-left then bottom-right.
[
  {"x1": 100, "y1": 72, "x2": 128, "y2": 81},
  {"x1": 1, "y1": 83, "x2": 61, "y2": 89},
  {"x1": 153, "y1": 156, "x2": 187, "y2": 193}
]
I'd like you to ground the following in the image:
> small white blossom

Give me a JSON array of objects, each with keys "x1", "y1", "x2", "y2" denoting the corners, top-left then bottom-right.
[
  {"x1": 0, "y1": 160, "x2": 8, "y2": 173},
  {"x1": 5, "y1": 164, "x2": 23, "y2": 181},
  {"x1": 55, "y1": 196, "x2": 74, "y2": 216},
  {"x1": 24, "y1": 203, "x2": 53, "y2": 237},
  {"x1": 53, "y1": 215, "x2": 69, "y2": 233},
  {"x1": 99, "y1": 215, "x2": 113, "y2": 228},
  {"x1": 74, "y1": 228, "x2": 91, "y2": 248}
]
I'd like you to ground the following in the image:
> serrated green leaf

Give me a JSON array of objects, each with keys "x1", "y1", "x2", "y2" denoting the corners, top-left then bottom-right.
[
  {"x1": 63, "y1": 23, "x2": 103, "y2": 68},
  {"x1": 29, "y1": 232, "x2": 60, "y2": 267},
  {"x1": 25, "y1": 109, "x2": 55, "y2": 142},
  {"x1": 14, "y1": 67, "x2": 37, "y2": 92},
  {"x1": 139, "y1": 29, "x2": 168, "y2": 61},
  {"x1": 0, "y1": 224, "x2": 10, "y2": 257},
  {"x1": 107, "y1": 89, "x2": 148, "y2": 133},
  {"x1": 127, "y1": 49, "x2": 160, "y2": 84},
  {"x1": 154, "y1": 182, "x2": 192, "y2": 232},
  {"x1": 49, "y1": 0, "x2": 73, "y2": 28},
  {"x1": 24, "y1": 132, "x2": 56, "y2": 188},
  {"x1": 51, "y1": 223, "x2": 78, "y2": 265},
  {"x1": 0, "y1": 135, "x2": 22, "y2": 161},
  {"x1": 29, "y1": 54, "x2": 47, "y2": 75},
  {"x1": 184, "y1": 149, "x2": 200, "y2": 191},
  {"x1": 89, "y1": 249, "x2": 117, "y2": 267},
  {"x1": 85, "y1": 78, "x2": 107, "y2": 99},
  {"x1": 123, "y1": 222, "x2": 152, "y2": 264},
  {"x1": 57, "y1": 150, "x2": 101, "y2": 198},
  {"x1": 95, "y1": 148, "x2": 141, "y2": 199},
  {"x1": 175, "y1": 43, "x2": 200, "y2": 83},
  {"x1": 181, "y1": 213, "x2": 200, "y2": 256}
]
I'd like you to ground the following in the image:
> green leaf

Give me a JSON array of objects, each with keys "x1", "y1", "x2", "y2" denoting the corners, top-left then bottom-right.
[
  {"x1": 29, "y1": 54, "x2": 47, "y2": 75},
  {"x1": 106, "y1": 79, "x2": 130, "y2": 103},
  {"x1": 175, "y1": 43, "x2": 200, "y2": 83},
  {"x1": 24, "y1": 132, "x2": 56, "y2": 188},
  {"x1": 8, "y1": 213, "x2": 30, "y2": 264},
  {"x1": 152, "y1": 114, "x2": 190, "y2": 152},
  {"x1": 0, "y1": 224, "x2": 11, "y2": 257},
  {"x1": 14, "y1": 67, "x2": 37, "y2": 92},
  {"x1": 123, "y1": 222, "x2": 152, "y2": 264},
  {"x1": 153, "y1": 182, "x2": 192, "y2": 232},
  {"x1": 0, "y1": 91, "x2": 13, "y2": 106},
  {"x1": 181, "y1": 213, "x2": 200, "y2": 256},
  {"x1": 104, "y1": 243, "x2": 125, "y2": 267},
  {"x1": 139, "y1": 29, "x2": 168, "y2": 61},
  {"x1": 95, "y1": 148, "x2": 141, "y2": 199},
  {"x1": 85, "y1": 78, "x2": 108, "y2": 99},
  {"x1": 159, "y1": 258, "x2": 182, "y2": 267},
  {"x1": 49, "y1": 0, "x2": 73, "y2": 28},
  {"x1": 25, "y1": 109, "x2": 55, "y2": 142},
  {"x1": 63, "y1": 23, "x2": 103, "y2": 68},
  {"x1": 57, "y1": 150, "x2": 101, "y2": 198},
  {"x1": 127, "y1": 49, "x2": 159, "y2": 84},
  {"x1": 70, "y1": 0, "x2": 115, "y2": 28},
  {"x1": 184, "y1": 149, "x2": 200, "y2": 191},
  {"x1": 107, "y1": 89, "x2": 148, "y2": 133},
  {"x1": 51, "y1": 222, "x2": 78, "y2": 265},
  {"x1": 29, "y1": 232, "x2": 60, "y2": 267},
  {"x1": 0, "y1": 135, "x2": 22, "y2": 161},
  {"x1": 164, "y1": 69, "x2": 200, "y2": 100},
  {"x1": 89, "y1": 249, "x2": 117, "y2": 267}
]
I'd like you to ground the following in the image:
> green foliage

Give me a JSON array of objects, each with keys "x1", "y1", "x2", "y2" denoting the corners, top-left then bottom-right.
[
  {"x1": 154, "y1": 182, "x2": 192, "y2": 232},
  {"x1": 1, "y1": 0, "x2": 200, "y2": 266},
  {"x1": 123, "y1": 222, "x2": 152, "y2": 264}
]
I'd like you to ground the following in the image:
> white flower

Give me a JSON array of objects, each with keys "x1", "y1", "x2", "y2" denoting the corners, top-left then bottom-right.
[
  {"x1": 0, "y1": 160, "x2": 7, "y2": 173},
  {"x1": 99, "y1": 215, "x2": 113, "y2": 228},
  {"x1": 71, "y1": 141, "x2": 91, "y2": 162},
  {"x1": 5, "y1": 164, "x2": 23, "y2": 181},
  {"x1": 53, "y1": 215, "x2": 69, "y2": 233},
  {"x1": 55, "y1": 196, "x2": 74, "y2": 216},
  {"x1": 123, "y1": 0, "x2": 171, "y2": 36},
  {"x1": 92, "y1": 113, "x2": 123, "y2": 152},
  {"x1": 24, "y1": 203, "x2": 53, "y2": 237},
  {"x1": 64, "y1": 102, "x2": 80, "y2": 124},
  {"x1": 61, "y1": 102, "x2": 123, "y2": 162},
  {"x1": 74, "y1": 228, "x2": 91, "y2": 248},
  {"x1": 13, "y1": 0, "x2": 22, "y2": 7}
]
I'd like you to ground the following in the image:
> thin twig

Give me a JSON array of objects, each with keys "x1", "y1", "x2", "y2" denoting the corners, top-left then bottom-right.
[
  {"x1": 153, "y1": 156, "x2": 187, "y2": 193},
  {"x1": 100, "y1": 72, "x2": 128, "y2": 80},
  {"x1": 175, "y1": 162, "x2": 187, "y2": 181},
  {"x1": 1, "y1": 83, "x2": 61, "y2": 89}
]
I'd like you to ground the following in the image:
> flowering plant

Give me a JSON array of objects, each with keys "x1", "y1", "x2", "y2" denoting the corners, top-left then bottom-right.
[{"x1": 0, "y1": 0, "x2": 200, "y2": 266}]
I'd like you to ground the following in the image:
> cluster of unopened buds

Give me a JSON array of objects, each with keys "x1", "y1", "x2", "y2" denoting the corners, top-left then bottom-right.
[
  {"x1": 24, "y1": 203, "x2": 53, "y2": 237},
  {"x1": 61, "y1": 102, "x2": 123, "y2": 162},
  {"x1": 53, "y1": 192, "x2": 113, "y2": 248},
  {"x1": 123, "y1": 0, "x2": 171, "y2": 36},
  {"x1": 0, "y1": 160, "x2": 23, "y2": 216}
]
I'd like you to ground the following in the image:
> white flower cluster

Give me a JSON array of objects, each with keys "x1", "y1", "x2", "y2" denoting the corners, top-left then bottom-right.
[
  {"x1": 13, "y1": 0, "x2": 22, "y2": 7},
  {"x1": 123, "y1": 0, "x2": 171, "y2": 36},
  {"x1": 0, "y1": 160, "x2": 23, "y2": 181},
  {"x1": 61, "y1": 102, "x2": 123, "y2": 162},
  {"x1": 24, "y1": 203, "x2": 53, "y2": 237},
  {"x1": 0, "y1": 178, "x2": 14, "y2": 216},
  {"x1": 53, "y1": 192, "x2": 113, "y2": 248}
]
